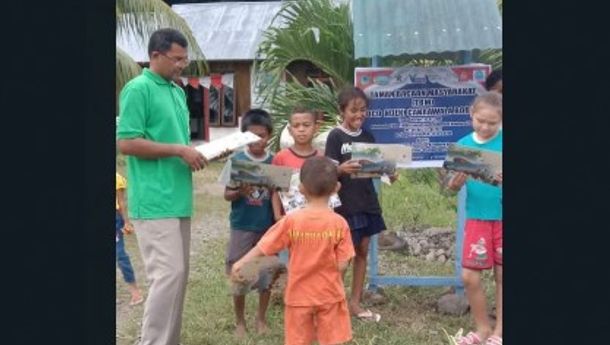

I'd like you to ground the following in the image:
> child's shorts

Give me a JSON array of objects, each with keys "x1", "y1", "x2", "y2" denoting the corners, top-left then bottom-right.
[
  {"x1": 284, "y1": 300, "x2": 352, "y2": 345},
  {"x1": 345, "y1": 212, "x2": 386, "y2": 246},
  {"x1": 226, "y1": 229, "x2": 273, "y2": 295},
  {"x1": 462, "y1": 219, "x2": 503, "y2": 270}
]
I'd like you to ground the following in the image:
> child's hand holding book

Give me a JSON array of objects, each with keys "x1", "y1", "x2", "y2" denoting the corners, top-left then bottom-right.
[
  {"x1": 338, "y1": 160, "x2": 362, "y2": 175},
  {"x1": 381, "y1": 172, "x2": 400, "y2": 185},
  {"x1": 238, "y1": 184, "x2": 254, "y2": 197},
  {"x1": 216, "y1": 148, "x2": 233, "y2": 161},
  {"x1": 230, "y1": 261, "x2": 247, "y2": 283},
  {"x1": 448, "y1": 172, "x2": 468, "y2": 191},
  {"x1": 389, "y1": 172, "x2": 399, "y2": 183},
  {"x1": 495, "y1": 172, "x2": 503, "y2": 185}
]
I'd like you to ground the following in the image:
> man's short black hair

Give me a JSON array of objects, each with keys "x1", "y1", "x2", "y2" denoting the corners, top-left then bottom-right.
[
  {"x1": 241, "y1": 108, "x2": 273, "y2": 134},
  {"x1": 300, "y1": 156, "x2": 338, "y2": 197},
  {"x1": 148, "y1": 28, "x2": 188, "y2": 57},
  {"x1": 485, "y1": 69, "x2": 502, "y2": 91}
]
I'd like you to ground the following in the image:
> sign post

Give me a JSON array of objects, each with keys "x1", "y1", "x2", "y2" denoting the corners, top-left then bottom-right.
[{"x1": 364, "y1": 60, "x2": 488, "y2": 296}]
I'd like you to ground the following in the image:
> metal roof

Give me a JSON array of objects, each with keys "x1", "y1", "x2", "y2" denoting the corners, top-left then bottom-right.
[
  {"x1": 116, "y1": 1, "x2": 283, "y2": 62},
  {"x1": 117, "y1": 0, "x2": 502, "y2": 62},
  {"x1": 352, "y1": 0, "x2": 502, "y2": 58}
]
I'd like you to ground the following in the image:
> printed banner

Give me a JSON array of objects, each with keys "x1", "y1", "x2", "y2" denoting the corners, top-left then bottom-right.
[{"x1": 355, "y1": 64, "x2": 491, "y2": 167}]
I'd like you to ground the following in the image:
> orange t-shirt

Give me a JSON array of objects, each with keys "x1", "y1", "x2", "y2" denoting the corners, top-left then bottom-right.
[
  {"x1": 257, "y1": 207, "x2": 355, "y2": 307},
  {"x1": 271, "y1": 148, "x2": 321, "y2": 170}
]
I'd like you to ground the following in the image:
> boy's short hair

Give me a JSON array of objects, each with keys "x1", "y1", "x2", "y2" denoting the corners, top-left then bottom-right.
[
  {"x1": 289, "y1": 105, "x2": 317, "y2": 124},
  {"x1": 241, "y1": 108, "x2": 273, "y2": 133},
  {"x1": 485, "y1": 69, "x2": 502, "y2": 91},
  {"x1": 300, "y1": 157, "x2": 338, "y2": 197}
]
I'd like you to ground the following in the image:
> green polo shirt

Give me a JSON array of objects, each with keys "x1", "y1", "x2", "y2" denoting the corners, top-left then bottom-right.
[{"x1": 117, "y1": 68, "x2": 192, "y2": 219}]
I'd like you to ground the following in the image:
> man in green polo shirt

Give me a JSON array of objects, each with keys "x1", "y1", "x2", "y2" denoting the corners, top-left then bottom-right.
[{"x1": 117, "y1": 28, "x2": 206, "y2": 345}]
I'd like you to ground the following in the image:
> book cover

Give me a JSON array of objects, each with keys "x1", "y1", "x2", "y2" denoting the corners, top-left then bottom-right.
[
  {"x1": 351, "y1": 143, "x2": 412, "y2": 178},
  {"x1": 230, "y1": 256, "x2": 286, "y2": 295},
  {"x1": 443, "y1": 144, "x2": 502, "y2": 186},
  {"x1": 195, "y1": 131, "x2": 261, "y2": 161},
  {"x1": 229, "y1": 158, "x2": 293, "y2": 192},
  {"x1": 278, "y1": 172, "x2": 342, "y2": 214}
]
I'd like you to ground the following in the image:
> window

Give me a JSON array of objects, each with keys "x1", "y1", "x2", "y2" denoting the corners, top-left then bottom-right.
[
  {"x1": 201, "y1": 73, "x2": 238, "y2": 128},
  {"x1": 208, "y1": 85, "x2": 221, "y2": 126},
  {"x1": 221, "y1": 73, "x2": 236, "y2": 127}
]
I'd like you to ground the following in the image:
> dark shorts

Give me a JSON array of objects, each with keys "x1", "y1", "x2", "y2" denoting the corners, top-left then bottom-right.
[
  {"x1": 344, "y1": 213, "x2": 387, "y2": 246},
  {"x1": 226, "y1": 229, "x2": 273, "y2": 295}
]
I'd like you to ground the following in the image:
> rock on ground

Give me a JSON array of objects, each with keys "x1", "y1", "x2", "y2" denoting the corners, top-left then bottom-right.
[{"x1": 437, "y1": 293, "x2": 469, "y2": 316}]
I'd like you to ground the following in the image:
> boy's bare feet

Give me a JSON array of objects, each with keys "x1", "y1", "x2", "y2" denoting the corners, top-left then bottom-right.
[
  {"x1": 128, "y1": 286, "x2": 144, "y2": 306},
  {"x1": 255, "y1": 318, "x2": 268, "y2": 334},
  {"x1": 349, "y1": 301, "x2": 381, "y2": 322},
  {"x1": 235, "y1": 323, "x2": 247, "y2": 338},
  {"x1": 348, "y1": 301, "x2": 366, "y2": 316}
]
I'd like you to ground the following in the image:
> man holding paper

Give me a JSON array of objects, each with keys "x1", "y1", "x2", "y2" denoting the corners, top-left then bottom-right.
[{"x1": 117, "y1": 28, "x2": 205, "y2": 345}]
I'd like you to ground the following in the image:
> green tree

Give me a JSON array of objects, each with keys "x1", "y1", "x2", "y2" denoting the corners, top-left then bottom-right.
[
  {"x1": 255, "y1": 0, "x2": 352, "y2": 150},
  {"x1": 256, "y1": 0, "x2": 502, "y2": 150}
]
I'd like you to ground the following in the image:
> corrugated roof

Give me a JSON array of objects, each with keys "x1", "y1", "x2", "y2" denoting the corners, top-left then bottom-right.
[
  {"x1": 352, "y1": 0, "x2": 502, "y2": 58},
  {"x1": 116, "y1": 1, "x2": 283, "y2": 62},
  {"x1": 172, "y1": 2, "x2": 283, "y2": 61}
]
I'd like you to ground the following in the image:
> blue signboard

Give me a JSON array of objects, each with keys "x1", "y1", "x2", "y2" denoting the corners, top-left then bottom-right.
[{"x1": 356, "y1": 65, "x2": 491, "y2": 167}]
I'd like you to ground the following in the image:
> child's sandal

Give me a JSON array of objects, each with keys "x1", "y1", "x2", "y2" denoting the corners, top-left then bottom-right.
[
  {"x1": 354, "y1": 309, "x2": 381, "y2": 323},
  {"x1": 456, "y1": 331, "x2": 483, "y2": 345},
  {"x1": 485, "y1": 335, "x2": 502, "y2": 345}
]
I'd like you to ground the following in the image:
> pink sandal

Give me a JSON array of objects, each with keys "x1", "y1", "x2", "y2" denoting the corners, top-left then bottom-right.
[
  {"x1": 456, "y1": 331, "x2": 483, "y2": 345},
  {"x1": 485, "y1": 335, "x2": 502, "y2": 345}
]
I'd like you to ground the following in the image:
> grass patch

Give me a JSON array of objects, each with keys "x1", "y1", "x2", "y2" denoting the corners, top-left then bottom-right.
[
  {"x1": 381, "y1": 168, "x2": 456, "y2": 231},
  {"x1": 116, "y1": 160, "x2": 499, "y2": 345},
  {"x1": 176, "y1": 237, "x2": 475, "y2": 345}
]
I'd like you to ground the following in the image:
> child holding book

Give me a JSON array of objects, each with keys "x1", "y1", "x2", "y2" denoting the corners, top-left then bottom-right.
[
  {"x1": 447, "y1": 92, "x2": 503, "y2": 345},
  {"x1": 324, "y1": 86, "x2": 396, "y2": 322},
  {"x1": 232, "y1": 156, "x2": 355, "y2": 345},
  {"x1": 271, "y1": 106, "x2": 322, "y2": 220},
  {"x1": 223, "y1": 109, "x2": 276, "y2": 337},
  {"x1": 270, "y1": 106, "x2": 322, "y2": 265}
]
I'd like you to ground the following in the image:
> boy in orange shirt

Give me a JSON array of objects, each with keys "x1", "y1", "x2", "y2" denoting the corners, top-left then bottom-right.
[{"x1": 232, "y1": 156, "x2": 355, "y2": 345}]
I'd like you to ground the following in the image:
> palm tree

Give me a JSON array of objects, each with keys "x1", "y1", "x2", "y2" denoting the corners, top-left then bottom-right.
[
  {"x1": 256, "y1": 0, "x2": 502, "y2": 150},
  {"x1": 255, "y1": 0, "x2": 353, "y2": 150},
  {"x1": 116, "y1": 47, "x2": 143, "y2": 103},
  {"x1": 116, "y1": 0, "x2": 208, "y2": 97}
]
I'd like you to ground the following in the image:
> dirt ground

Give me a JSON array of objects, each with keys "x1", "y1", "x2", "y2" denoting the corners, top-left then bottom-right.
[{"x1": 115, "y1": 170, "x2": 228, "y2": 342}]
